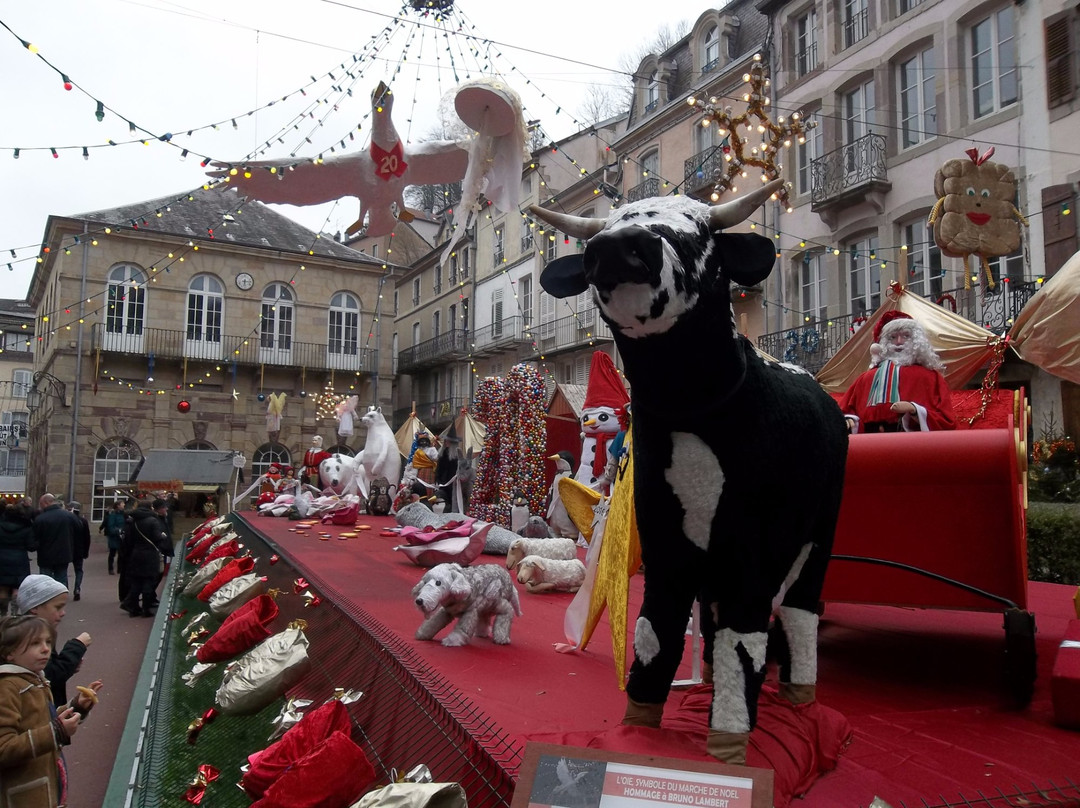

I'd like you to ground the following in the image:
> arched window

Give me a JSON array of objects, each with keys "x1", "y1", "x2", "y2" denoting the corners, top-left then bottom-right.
[
  {"x1": 92, "y1": 437, "x2": 142, "y2": 522},
  {"x1": 186, "y1": 275, "x2": 224, "y2": 359},
  {"x1": 252, "y1": 443, "x2": 290, "y2": 479},
  {"x1": 260, "y1": 282, "x2": 294, "y2": 363},
  {"x1": 702, "y1": 26, "x2": 720, "y2": 72},
  {"x1": 328, "y1": 292, "x2": 361, "y2": 371},
  {"x1": 645, "y1": 71, "x2": 660, "y2": 111},
  {"x1": 104, "y1": 264, "x2": 146, "y2": 352},
  {"x1": 327, "y1": 443, "x2": 355, "y2": 457}
]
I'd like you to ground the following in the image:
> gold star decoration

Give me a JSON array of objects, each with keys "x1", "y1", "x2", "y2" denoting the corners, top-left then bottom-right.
[{"x1": 689, "y1": 53, "x2": 815, "y2": 212}]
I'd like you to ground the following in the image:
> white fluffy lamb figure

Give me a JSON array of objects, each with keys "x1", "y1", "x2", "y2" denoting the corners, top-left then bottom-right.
[
  {"x1": 505, "y1": 537, "x2": 579, "y2": 570},
  {"x1": 516, "y1": 555, "x2": 587, "y2": 594}
]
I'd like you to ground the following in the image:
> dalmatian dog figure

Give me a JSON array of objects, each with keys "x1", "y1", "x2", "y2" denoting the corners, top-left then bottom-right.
[
  {"x1": 530, "y1": 180, "x2": 849, "y2": 765},
  {"x1": 412, "y1": 563, "x2": 523, "y2": 647}
]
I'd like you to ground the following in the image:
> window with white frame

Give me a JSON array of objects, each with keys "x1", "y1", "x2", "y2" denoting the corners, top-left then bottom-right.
[
  {"x1": 105, "y1": 264, "x2": 146, "y2": 337},
  {"x1": 847, "y1": 236, "x2": 881, "y2": 317},
  {"x1": 899, "y1": 47, "x2": 936, "y2": 148},
  {"x1": 695, "y1": 118, "x2": 724, "y2": 157},
  {"x1": 800, "y1": 253, "x2": 828, "y2": 323},
  {"x1": 412, "y1": 322, "x2": 420, "y2": 346},
  {"x1": 328, "y1": 292, "x2": 360, "y2": 357},
  {"x1": 521, "y1": 217, "x2": 534, "y2": 252},
  {"x1": 540, "y1": 291, "x2": 556, "y2": 346},
  {"x1": 843, "y1": 0, "x2": 869, "y2": 48},
  {"x1": 412, "y1": 278, "x2": 421, "y2": 306},
  {"x1": 432, "y1": 267, "x2": 442, "y2": 294},
  {"x1": 92, "y1": 438, "x2": 142, "y2": 522},
  {"x1": 797, "y1": 110, "x2": 822, "y2": 196},
  {"x1": 576, "y1": 290, "x2": 595, "y2": 328},
  {"x1": 843, "y1": 80, "x2": 876, "y2": 144},
  {"x1": 186, "y1": 275, "x2": 223, "y2": 346},
  {"x1": 260, "y1": 282, "x2": 294, "y2": 351},
  {"x1": 795, "y1": 9, "x2": 819, "y2": 77},
  {"x1": 252, "y1": 443, "x2": 290, "y2": 480},
  {"x1": 970, "y1": 8, "x2": 1017, "y2": 119},
  {"x1": 520, "y1": 276, "x2": 533, "y2": 327},
  {"x1": 986, "y1": 249, "x2": 1025, "y2": 288},
  {"x1": 11, "y1": 369, "x2": 31, "y2": 399},
  {"x1": 902, "y1": 219, "x2": 943, "y2": 299},
  {"x1": 0, "y1": 447, "x2": 27, "y2": 476},
  {"x1": 432, "y1": 310, "x2": 441, "y2": 338},
  {"x1": 544, "y1": 232, "x2": 557, "y2": 262},
  {"x1": 460, "y1": 247, "x2": 471, "y2": 279},
  {"x1": 702, "y1": 26, "x2": 720, "y2": 73},
  {"x1": 645, "y1": 71, "x2": 660, "y2": 111},
  {"x1": 494, "y1": 227, "x2": 505, "y2": 266},
  {"x1": 0, "y1": 411, "x2": 28, "y2": 449}
]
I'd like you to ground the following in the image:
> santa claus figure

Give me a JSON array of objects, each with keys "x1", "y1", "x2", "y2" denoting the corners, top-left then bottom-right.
[
  {"x1": 576, "y1": 351, "x2": 630, "y2": 494},
  {"x1": 839, "y1": 311, "x2": 956, "y2": 433},
  {"x1": 302, "y1": 436, "x2": 332, "y2": 486}
]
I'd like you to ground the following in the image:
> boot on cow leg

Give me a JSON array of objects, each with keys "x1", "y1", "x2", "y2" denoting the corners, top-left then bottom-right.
[
  {"x1": 706, "y1": 730, "x2": 750, "y2": 765},
  {"x1": 778, "y1": 682, "x2": 816, "y2": 705},
  {"x1": 622, "y1": 697, "x2": 664, "y2": 728}
]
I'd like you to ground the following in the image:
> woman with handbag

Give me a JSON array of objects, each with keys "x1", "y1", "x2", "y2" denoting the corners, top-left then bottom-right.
[{"x1": 119, "y1": 499, "x2": 170, "y2": 618}]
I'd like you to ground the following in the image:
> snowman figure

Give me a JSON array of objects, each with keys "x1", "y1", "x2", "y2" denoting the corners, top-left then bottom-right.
[{"x1": 574, "y1": 351, "x2": 629, "y2": 496}]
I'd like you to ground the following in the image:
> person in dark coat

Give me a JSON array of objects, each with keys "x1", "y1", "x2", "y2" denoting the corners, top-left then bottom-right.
[
  {"x1": 99, "y1": 499, "x2": 126, "y2": 575},
  {"x1": 65, "y1": 501, "x2": 92, "y2": 602},
  {"x1": 119, "y1": 499, "x2": 170, "y2": 617},
  {"x1": 0, "y1": 503, "x2": 35, "y2": 615},
  {"x1": 31, "y1": 493, "x2": 78, "y2": 589}
]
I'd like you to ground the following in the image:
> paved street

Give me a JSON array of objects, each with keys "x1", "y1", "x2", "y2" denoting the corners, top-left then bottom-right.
[{"x1": 58, "y1": 535, "x2": 157, "y2": 808}]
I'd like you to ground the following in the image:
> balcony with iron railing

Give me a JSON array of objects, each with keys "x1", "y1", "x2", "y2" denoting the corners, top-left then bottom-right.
[
  {"x1": 91, "y1": 323, "x2": 369, "y2": 372},
  {"x1": 796, "y1": 41, "x2": 818, "y2": 77},
  {"x1": 528, "y1": 310, "x2": 613, "y2": 359},
  {"x1": 397, "y1": 329, "x2": 470, "y2": 374},
  {"x1": 810, "y1": 133, "x2": 890, "y2": 212},
  {"x1": 684, "y1": 147, "x2": 726, "y2": 197},
  {"x1": 756, "y1": 281, "x2": 1038, "y2": 374},
  {"x1": 626, "y1": 177, "x2": 661, "y2": 204},
  {"x1": 470, "y1": 316, "x2": 533, "y2": 357},
  {"x1": 843, "y1": 7, "x2": 869, "y2": 48}
]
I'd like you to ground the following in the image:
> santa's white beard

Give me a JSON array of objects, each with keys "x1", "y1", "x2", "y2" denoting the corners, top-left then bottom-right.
[{"x1": 883, "y1": 342, "x2": 917, "y2": 366}]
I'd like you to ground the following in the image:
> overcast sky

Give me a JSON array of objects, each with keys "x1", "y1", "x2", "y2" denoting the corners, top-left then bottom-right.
[{"x1": 0, "y1": 0, "x2": 712, "y2": 299}]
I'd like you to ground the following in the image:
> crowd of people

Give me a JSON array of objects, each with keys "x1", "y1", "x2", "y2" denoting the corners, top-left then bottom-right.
[{"x1": 0, "y1": 491, "x2": 174, "y2": 807}]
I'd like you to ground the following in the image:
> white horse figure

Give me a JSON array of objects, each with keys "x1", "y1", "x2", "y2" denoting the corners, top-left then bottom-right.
[{"x1": 354, "y1": 407, "x2": 400, "y2": 498}]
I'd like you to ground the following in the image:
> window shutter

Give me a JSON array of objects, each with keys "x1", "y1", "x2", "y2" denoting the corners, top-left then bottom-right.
[{"x1": 1046, "y1": 16, "x2": 1075, "y2": 108}]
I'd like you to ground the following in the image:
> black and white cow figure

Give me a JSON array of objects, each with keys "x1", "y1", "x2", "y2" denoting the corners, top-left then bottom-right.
[{"x1": 530, "y1": 180, "x2": 848, "y2": 765}]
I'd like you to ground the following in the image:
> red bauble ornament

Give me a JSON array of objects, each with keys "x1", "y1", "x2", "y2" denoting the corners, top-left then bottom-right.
[{"x1": 177, "y1": 400, "x2": 191, "y2": 413}]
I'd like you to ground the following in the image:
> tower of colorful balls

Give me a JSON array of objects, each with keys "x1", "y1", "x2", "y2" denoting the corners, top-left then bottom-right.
[{"x1": 469, "y1": 363, "x2": 547, "y2": 527}]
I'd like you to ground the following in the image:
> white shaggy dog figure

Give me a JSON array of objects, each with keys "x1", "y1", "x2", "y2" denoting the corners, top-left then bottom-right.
[{"x1": 412, "y1": 563, "x2": 523, "y2": 647}]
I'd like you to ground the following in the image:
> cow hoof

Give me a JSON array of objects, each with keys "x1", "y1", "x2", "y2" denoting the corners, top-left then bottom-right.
[
  {"x1": 622, "y1": 697, "x2": 664, "y2": 728},
  {"x1": 779, "y1": 682, "x2": 816, "y2": 705},
  {"x1": 706, "y1": 730, "x2": 750, "y2": 765}
]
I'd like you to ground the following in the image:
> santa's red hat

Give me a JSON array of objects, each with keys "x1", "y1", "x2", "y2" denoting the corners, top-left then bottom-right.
[
  {"x1": 583, "y1": 351, "x2": 629, "y2": 412},
  {"x1": 872, "y1": 310, "x2": 914, "y2": 343}
]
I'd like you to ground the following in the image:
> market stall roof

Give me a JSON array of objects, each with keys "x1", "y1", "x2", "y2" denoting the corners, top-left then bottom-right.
[
  {"x1": 547, "y1": 383, "x2": 588, "y2": 421},
  {"x1": 132, "y1": 450, "x2": 236, "y2": 493}
]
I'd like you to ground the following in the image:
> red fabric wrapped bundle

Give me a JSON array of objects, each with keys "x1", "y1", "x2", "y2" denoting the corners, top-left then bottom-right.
[
  {"x1": 200, "y1": 539, "x2": 239, "y2": 567},
  {"x1": 185, "y1": 533, "x2": 219, "y2": 563},
  {"x1": 242, "y1": 701, "x2": 351, "y2": 799},
  {"x1": 249, "y1": 729, "x2": 376, "y2": 808},
  {"x1": 196, "y1": 594, "x2": 279, "y2": 664},
  {"x1": 320, "y1": 502, "x2": 360, "y2": 525},
  {"x1": 198, "y1": 557, "x2": 256, "y2": 601},
  {"x1": 1052, "y1": 618, "x2": 1080, "y2": 729}
]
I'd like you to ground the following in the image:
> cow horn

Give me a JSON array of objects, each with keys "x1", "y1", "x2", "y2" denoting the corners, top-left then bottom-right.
[
  {"x1": 708, "y1": 179, "x2": 786, "y2": 230},
  {"x1": 527, "y1": 205, "x2": 605, "y2": 240}
]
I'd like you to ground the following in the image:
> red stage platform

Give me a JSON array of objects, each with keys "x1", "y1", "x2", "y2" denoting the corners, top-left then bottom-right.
[{"x1": 233, "y1": 511, "x2": 1080, "y2": 807}]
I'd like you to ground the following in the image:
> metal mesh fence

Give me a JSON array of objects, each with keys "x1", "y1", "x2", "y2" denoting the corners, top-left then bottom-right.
[{"x1": 127, "y1": 515, "x2": 521, "y2": 808}]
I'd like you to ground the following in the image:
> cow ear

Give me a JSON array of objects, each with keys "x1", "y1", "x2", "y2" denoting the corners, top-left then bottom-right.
[
  {"x1": 715, "y1": 232, "x2": 776, "y2": 286},
  {"x1": 540, "y1": 255, "x2": 588, "y2": 298}
]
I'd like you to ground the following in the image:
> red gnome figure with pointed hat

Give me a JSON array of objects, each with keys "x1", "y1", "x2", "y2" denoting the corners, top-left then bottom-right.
[{"x1": 575, "y1": 351, "x2": 630, "y2": 495}]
